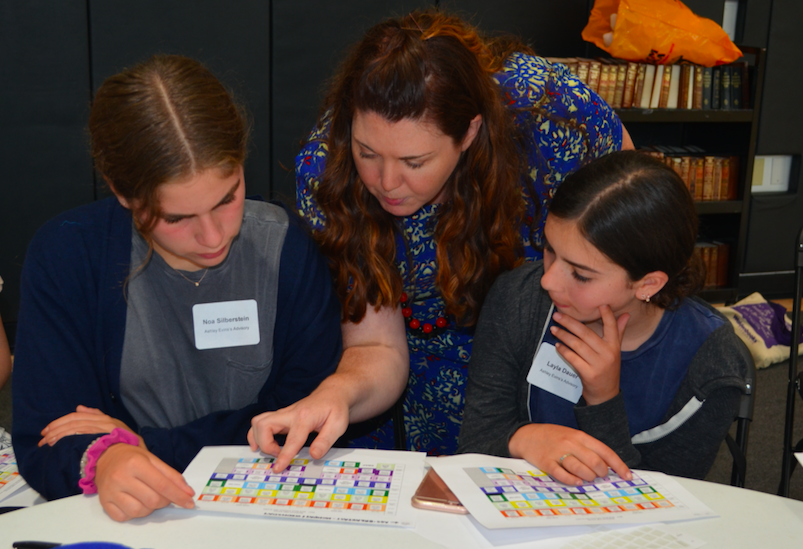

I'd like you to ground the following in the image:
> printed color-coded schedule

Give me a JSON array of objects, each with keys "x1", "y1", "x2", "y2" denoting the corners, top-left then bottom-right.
[
  {"x1": 430, "y1": 454, "x2": 716, "y2": 529},
  {"x1": 184, "y1": 446, "x2": 425, "y2": 527},
  {"x1": 468, "y1": 467, "x2": 672, "y2": 518}
]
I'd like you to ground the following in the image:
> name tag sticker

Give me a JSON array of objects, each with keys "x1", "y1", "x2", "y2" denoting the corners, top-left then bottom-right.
[
  {"x1": 526, "y1": 342, "x2": 583, "y2": 404},
  {"x1": 193, "y1": 299, "x2": 260, "y2": 350}
]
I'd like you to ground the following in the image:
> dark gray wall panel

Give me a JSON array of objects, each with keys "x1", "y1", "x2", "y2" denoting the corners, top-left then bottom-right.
[
  {"x1": 89, "y1": 0, "x2": 272, "y2": 199},
  {"x1": 743, "y1": 0, "x2": 803, "y2": 276},
  {"x1": 0, "y1": 1, "x2": 93, "y2": 330},
  {"x1": 271, "y1": 0, "x2": 432, "y2": 203},
  {"x1": 445, "y1": 0, "x2": 589, "y2": 57}
]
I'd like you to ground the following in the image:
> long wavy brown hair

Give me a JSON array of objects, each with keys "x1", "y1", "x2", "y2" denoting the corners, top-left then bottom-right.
[{"x1": 314, "y1": 9, "x2": 535, "y2": 325}]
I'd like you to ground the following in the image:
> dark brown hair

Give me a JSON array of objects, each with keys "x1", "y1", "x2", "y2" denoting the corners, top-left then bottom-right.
[
  {"x1": 548, "y1": 150, "x2": 704, "y2": 308},
  {"x1": 313, "y1": 9, "x2": 534, "y2": 325},
  {"x1": 89, "y1": 54, "x2": 249, "y2": 234}
]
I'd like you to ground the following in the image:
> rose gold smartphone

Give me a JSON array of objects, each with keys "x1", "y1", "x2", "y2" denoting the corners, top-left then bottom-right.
[{"x1": 411, "y1": 469, "x2": 468, "y2": 514}]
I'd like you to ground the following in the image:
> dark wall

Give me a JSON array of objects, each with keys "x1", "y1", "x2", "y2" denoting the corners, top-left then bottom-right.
[
  {"x1": 0, "y1": 2, "x2": 94, "y2": 343},
  {"x1": 741, "y1": 0, "x2": 803, "y2": 297}
]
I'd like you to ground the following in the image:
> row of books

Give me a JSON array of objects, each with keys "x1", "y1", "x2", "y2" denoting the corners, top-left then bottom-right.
[
  {"x1": 547, "y1": 57, "x2": 750, "y2": 111},
  {"x1": 639, "y1": 146, "x2": 739, "y2": 202},
  {"x1": 695, "y1": 241, "x2": 730, "y2": 289}
]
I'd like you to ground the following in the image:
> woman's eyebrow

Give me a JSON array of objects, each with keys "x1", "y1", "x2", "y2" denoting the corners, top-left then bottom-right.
[{"x1": 354, "y1": 138, "x2": 432, "y2": 160}]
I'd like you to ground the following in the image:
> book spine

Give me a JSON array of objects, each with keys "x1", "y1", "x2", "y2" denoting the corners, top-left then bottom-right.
[
  {"x1": 740, "y1": 63, "x2": 750, "y2": 109},
  {"x1": 649, "y1": 66, "x2": 664, "y2": 109},
  {"x1": 658, "y1": 65, "x2": 672, "y2": 108},
  {"x1": 719, "y1": 157, "x2": 730, "y2": 199},
  {"x1": 678, "y1": 65, "x2": 691, "y2": 110},
  {"x1": 711, "y1": 67, "x2": 722, "y2": 109},
  {"x1": 612, "y1": 62, "x2": 627, "y2": 109},
  {"x1": 632, "y1": 64, "x2": 647, "y2": 109},
  {"x1": 576, "y1": 59, "x2": 590, "y2": 85},
  {"x1": 687, "y1": 156, "x2": 697, "y2": 197},
  {"x1": 598, "y1": 62, "x2": 613, "y2": 105},
  {"x1": 731, "y1": 63, "x2": 742, "y2": 108},
  {"x1": 694, "y1": 158, "x2": 705, "y2": 201},
  {"x1": 708, "y1": 246, "x2": 719, "y2": 287},
  {"x1": 680, "y1": 157, "x2": 692, "y2": 193},
  {"x1": 667, "y1": 65, "x2": 681, "y2": 108},
  {"x1": 622, "y1": 62, "x2": 639, "y2": 108},
  {"x1": 702, "y1": 67, "x2": 713, "y2": 109},
  {"x1": 693, "y1": 65, "x2": 703, "y2": 109},
  {"x1": 703, "y1": 156, "x2": 715, "y2": 200},
  {"x1": 640, "y1": 65, "x2": 656, "y2": 108},
  {"x1": 721, "y1": 66, "x2": 732, "y2": 110},
  {"x1": 712, "y1": 157, "x2": 723, "y2": 200},
  {"x1": 587, "y1": 61, "x2": 602, "y2": 94}
]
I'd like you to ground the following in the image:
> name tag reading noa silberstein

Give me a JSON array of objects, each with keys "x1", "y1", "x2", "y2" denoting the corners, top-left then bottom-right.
[
  {"x1": 192, "y1": 299, "x2": 260, "y2": 350},
  {"x1": 526, "y1": 318, "x2": 583, "y2": 403}
]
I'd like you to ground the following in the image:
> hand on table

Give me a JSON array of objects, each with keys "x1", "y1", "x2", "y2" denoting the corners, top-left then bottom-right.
[
  {"x1": 39, "y1": 405, "x2": 143, "y2": 447},
  {"x1": 550, "y1": 306, "x2": 630, "y2": 405},
  {"x1": 94, "y1": 443, "x2": 195, "y2": 521},
  {"x1": 248, "y1": 387, "x2": 350, "y2": 473},
  {"x1": 509, "y1": 423, "x2": 631, "y2": 485}
]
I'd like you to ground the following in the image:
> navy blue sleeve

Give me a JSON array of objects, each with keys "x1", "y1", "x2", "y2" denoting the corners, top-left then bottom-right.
[
  {"x1": 12, "y1": 202, "x2": 133, "y2": 500},
  {"x1": 139, "y1": 205, "x2": 343, "y2": 471}
]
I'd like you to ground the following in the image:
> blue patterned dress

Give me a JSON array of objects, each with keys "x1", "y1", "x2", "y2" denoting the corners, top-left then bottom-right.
[{"x1": 295, "y1": 53, "x2": 623, "y2": 455}]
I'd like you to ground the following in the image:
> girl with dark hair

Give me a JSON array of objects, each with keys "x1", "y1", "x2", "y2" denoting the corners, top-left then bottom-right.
[
  {"x1": 12, "y1": 55, "x2": 342, "y2": 520},
  {"x1": 458, "y1": 151, "x2": 751, "y2": 482},
  {"x1": 250, "y1": 9, "x2": 634, "y2": 464}
]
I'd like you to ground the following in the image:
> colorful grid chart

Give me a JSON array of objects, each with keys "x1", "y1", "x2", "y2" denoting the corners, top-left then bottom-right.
[
  {"x1": 467, "y1": 467, "x2": 673, "y2": 518},
  {"x1": 0, "y1": 452, "x2": 18, "y2": 488},
  {"x1": 199, "y1": 456, "x2": 399, "y2": 514}
]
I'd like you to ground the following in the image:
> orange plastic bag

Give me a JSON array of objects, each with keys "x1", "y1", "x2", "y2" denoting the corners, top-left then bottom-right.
[{"x1": 582, "y1": 0, "x2": 742, "y2": 66}]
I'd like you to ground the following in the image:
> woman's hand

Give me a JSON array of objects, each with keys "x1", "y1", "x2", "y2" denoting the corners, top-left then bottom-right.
[
  {"x1": 248, "y1": 385, "x2": 350, "y2": 473},
  {"x1": 39, "y1": 405, "x2": 143, "y2": 447},
  {"x1": 509, "y1": 423, "x2": 631, "y2": 485},
  {"x1": 95, "y1": 443, "x2": 195, "y2": 521},
  {"x1": 550, "y1": 306, "x2": 630, "y2": 405}
]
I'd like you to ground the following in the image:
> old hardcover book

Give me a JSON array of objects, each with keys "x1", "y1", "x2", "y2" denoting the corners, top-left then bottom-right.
[
  {"x1": 587, "y1": 59, "x2": 602, "y2": 94},
  {"x1": 702, "y1": 156, "x2": 716, "y2": 200},
  {"x1": 598, "y1": 61, "x2": 614, "y2": 105},
  {"x1": 720, "y1": 65, "x2": 732, "y2": 110},
  {"x1": 622, "y1": 62, "x2": 640, "y2": 108},
  {"x1": 730, "y1": 62, "x2": 746, "y2": 109},
  {"x1": 576, "y1": 58, "x2": 590, "y2": 84},
  {"x1": 712, "y1": 157, "x2": 723, "y2": 200},
  {"x1": 612, "y1": 60, "x2": 627, "y2": 108},
  {"x1": 680, "y1": 156, "x2": 692, "y2": 193},
  {"x1": 649, "y1": 65, "x2": 664, "y2": 108},
  {"x1": 667, "y1": 65, "x2": 682, "y2": 108},
  {"x1": 639, "y1": 64, "x2": 657, "y2": 108},
  {"x1": 693, "y1": 157, "x2": 705, "y2": 201},
  {"x1": 715, "y1": 242, "x2": 730, "y2": 287},
  {"x1": 678, "y1": 65, "x2": 691, "y2": 109},
  {"x1": 719, "y1": 157, "x2": 730, "y2": 199},
  {"x1": 686, "y1": 156, "x2": 698, "y2": 197},
  {"x1": 701, "y1": 66, "x2": 713, "y2": 109},
  {"x1": 711, "y1": 66, "x2": 722, "y2": 109},
  {"x1": 632, "y1": 64, "x2": 647, "y2": 108},
  {"x1": 692, "y1": 65, "x2": 704, "y2": 109},
  {"x1": 658, "y1": 64, "x2": 673, "y2": 108}
]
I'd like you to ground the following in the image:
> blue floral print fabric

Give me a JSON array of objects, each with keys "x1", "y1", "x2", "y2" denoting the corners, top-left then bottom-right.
[{"x1": 295, "y1": 53, "x2": 622, "y2": 454}]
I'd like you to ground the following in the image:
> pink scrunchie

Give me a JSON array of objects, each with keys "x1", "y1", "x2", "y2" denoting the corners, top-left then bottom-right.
[{"x1": 78, "y1": 428, "x2": 140, "y2": 495}]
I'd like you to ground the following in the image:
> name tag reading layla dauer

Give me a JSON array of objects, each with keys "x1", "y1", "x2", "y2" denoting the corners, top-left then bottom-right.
[
  {"x1": 192, "y1": 299, "x2": 260, "y2": 350},
  {"x1": 526, "y1": 315, "x2": 583, "y2": 403}
]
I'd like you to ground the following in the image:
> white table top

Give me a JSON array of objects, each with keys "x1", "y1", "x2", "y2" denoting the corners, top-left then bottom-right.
[{"x1": 1, "y1": 477, "x2": 802, "y2": 548}]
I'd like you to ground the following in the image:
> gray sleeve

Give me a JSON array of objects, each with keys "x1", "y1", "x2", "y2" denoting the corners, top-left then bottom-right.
[
  {"x1": 458, "y1": 264, "x2": 550, "y2": 456},
  {"x1": 577, "y1": 322, "x2": 748, "y2": 479}
]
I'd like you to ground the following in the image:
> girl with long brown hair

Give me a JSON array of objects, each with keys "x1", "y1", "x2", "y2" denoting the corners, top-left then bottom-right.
[
  {"x1": 250, "y1": 9, "x2": 633, "y2": 464},
  {"x1": 13, "y1": 55, "x2": 342, "y2": 521}
]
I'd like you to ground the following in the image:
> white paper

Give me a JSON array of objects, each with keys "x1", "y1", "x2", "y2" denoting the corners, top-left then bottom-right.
[
  {"x1": 429, "y1": 454, "x2": 716, "y2": 530},
  {"x1": 795, "y1": 453, "x2": 803, "y2": 467},
  {"x1": 184, "y1": 446, "x2": 425, "y2": 527},
  {"x1": 0, "y1": 449, "x2": 25, "y2": 504}
]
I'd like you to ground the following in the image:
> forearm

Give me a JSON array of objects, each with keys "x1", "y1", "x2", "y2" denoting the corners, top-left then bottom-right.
[{"x1": 575, "y1": 393, "x2": 640, "y2": 467}]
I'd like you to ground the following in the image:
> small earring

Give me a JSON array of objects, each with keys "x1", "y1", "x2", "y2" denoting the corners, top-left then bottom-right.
[{"x1": 642, "y1": 294, "x2": 650, "y2": 303}]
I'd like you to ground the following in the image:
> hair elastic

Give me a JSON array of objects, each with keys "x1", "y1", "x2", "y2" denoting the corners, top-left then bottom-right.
[{"x1": 78, "y1": 428, "x2": 140, "y2": 495}]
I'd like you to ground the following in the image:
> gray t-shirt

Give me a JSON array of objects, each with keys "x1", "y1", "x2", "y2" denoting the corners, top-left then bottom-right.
[{"x1": 120, "y1": 201, "x2": 288, "y2": 429}]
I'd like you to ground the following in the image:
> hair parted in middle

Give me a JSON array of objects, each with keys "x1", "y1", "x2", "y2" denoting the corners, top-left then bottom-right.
[
  {"x1": 89, "y1": 54, "x2": 250, "y2": 237},
  {"x1": 312, "y1": 8, "x2": 535, "y2": 325},
  {"x1": 548, "y1": 150, "x2": 705, "y2": 309}
]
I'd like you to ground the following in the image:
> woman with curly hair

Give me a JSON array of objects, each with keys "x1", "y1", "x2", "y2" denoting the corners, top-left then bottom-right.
[{"x1": 249, "y1": 9, "x2": 633, "y2": 466}]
